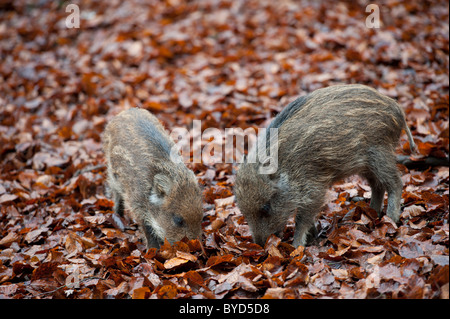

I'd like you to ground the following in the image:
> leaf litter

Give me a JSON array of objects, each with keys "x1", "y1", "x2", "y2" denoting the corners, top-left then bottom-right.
[{"x1": 0, "y1": 0, "x2": 448, "y2": 299}]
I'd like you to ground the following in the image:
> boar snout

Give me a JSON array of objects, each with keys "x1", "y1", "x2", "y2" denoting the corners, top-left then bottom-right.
[
  {"x1": 184, "y1": 227, "x2": 202, "y2": 243},
  {"x1": 248, "y1": 220, "x2": 283, "y2": 247},
  {"x1": 252, "y1": 234, "x2": 266, "y2": 247}
]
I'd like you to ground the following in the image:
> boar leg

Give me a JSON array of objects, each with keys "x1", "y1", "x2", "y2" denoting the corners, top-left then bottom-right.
[
  {"x1": 385, "y1": 173, "x2": 402, "y2": 222},
  {"x1": 292, "y1": 209, "x2": 316, "y2": 247},
  {"x1": 367, "y1": 148, "x2": 402, "y2": 222},
  {"x1": 109, "y1": 190, "x2": 125, "y2": 231},
  {"x1": 364, "y1": 173, "x2": 385, "y2": 215},
  {"x1": 112, "y1": 189, "x2": 124, "y2": 217}
]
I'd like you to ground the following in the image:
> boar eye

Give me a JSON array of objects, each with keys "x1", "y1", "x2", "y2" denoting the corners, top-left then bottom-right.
[
  {"x1": 261, "y1": 202, "x2": 271, "y2": 216},
  {"x1": 173, "y1": 215, "x2": 185, "y2": 227}
]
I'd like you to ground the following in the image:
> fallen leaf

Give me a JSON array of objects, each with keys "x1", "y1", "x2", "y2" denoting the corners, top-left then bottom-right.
[
  {"x1": 164, "y1": 257, "x2": 189, "y2": 270},
  {"x1": 132, "y1": 287, "x2": 151, "y2": 299}
]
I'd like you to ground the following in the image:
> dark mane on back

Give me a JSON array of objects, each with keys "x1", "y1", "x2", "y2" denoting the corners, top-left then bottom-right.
[{"x1": 268, "y1": 94, "x2": 309, "y2": 130}]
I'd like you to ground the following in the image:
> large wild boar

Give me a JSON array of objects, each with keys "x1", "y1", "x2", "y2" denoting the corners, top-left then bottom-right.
[
  {"x1": 102, "y1": 108, "x2": 203, "y2": 248},
  {"x1": 235, "y1": 84, "x2": 415, "y2": 247}
]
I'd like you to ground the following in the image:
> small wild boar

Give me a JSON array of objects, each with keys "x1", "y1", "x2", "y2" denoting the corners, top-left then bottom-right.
[
  {"x1": 102, "y1": 108, "x2": 203, "y2": 248},
  {"x1": 235, "y1": 84, "x2": 415, "y2": 247}
]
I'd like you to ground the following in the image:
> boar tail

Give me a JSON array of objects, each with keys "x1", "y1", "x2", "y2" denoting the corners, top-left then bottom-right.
[{"x1": 404, "y1": 122, "x2": 416, "y2": 153}]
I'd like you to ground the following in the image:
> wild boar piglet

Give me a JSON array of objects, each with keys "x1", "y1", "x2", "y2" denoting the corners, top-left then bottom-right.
[
  {"x1": 103, "y1": 108, "x2": 203, "y2": 248},
  {"x1": 235, "y1": 84, "x2": 415, "y2": 247}
]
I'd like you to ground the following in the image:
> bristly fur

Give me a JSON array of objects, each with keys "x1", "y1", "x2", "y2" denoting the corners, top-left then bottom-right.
[
  {"x1": 102, "y1": 108, "x2": 203, "y2": 248},
  {"x1": 235, "y1": 84, "x2": 415, "y2": 247}
]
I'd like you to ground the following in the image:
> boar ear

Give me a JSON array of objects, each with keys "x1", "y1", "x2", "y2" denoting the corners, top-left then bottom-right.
[{"x1": 150, "y1": 174, "x2": 173, "y2": 204}]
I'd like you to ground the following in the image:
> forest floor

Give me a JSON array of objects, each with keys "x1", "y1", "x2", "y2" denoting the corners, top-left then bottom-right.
[{"x1": 0, "y1": 0, "x2": 448, "y2": 299}]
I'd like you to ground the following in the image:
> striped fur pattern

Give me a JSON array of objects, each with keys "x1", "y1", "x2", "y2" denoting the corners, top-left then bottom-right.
[
  {"x1": 235, "y1": 84, "x2": 415, "y2": 247},
  {"x1": 103, "y1": 108, "x2": 203, "y2": 248}
]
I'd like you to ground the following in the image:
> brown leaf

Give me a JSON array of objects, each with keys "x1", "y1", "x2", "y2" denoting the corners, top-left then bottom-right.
[
  {"x1": 184, "y1": 271, "x2": 204, "y2": 288},
  {"x1": 164, "y1": 257, "x2": 189, "y2": 270},
  {"x1": 0, "y1": 232, "x2": 19, "y2": 246},
  {"x1": 31, "y1": 262, "x2": 59, "y2": 281},
  {"x1": 157, "y1": 284, "x2": 178, "y2": 299},
  {"x1": 65, "y1": 233, "x2": 83, "y2": 258},
  {"x1": 214, "y1": 195, "x2": 235, "y2": 208},
  {"x1": 206, "y1": 254, "x2": 234, "y2": 268},
  {"x1": 0, "y1": 194, "x2": 18, "y2": 204},
  {"x1": 176, "y1": 251, "x2": 197, "y2": 262},
  {"x1": 216, "y1": 263, "x2": 257, "y2": 292},
  {"x1": 25, "y1": 227, "x2": 48, "y2": 244},
  {"x1": 132, "y1": 287, "x2": 151, "y2": 299},
  {"x1": 159, "y1": 239, "x2": 176, "y2": 260},
  {"x1": 262, "y1": 287, "x2": 296, "y2": 299},
  {"x1": 267, "y1": 244, "x2": 283, "y2": 258}
]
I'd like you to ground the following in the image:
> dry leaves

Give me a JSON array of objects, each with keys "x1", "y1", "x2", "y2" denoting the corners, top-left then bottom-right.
[{"x1": 0, "y1": 0, "x2": 448, "y2": 299}]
